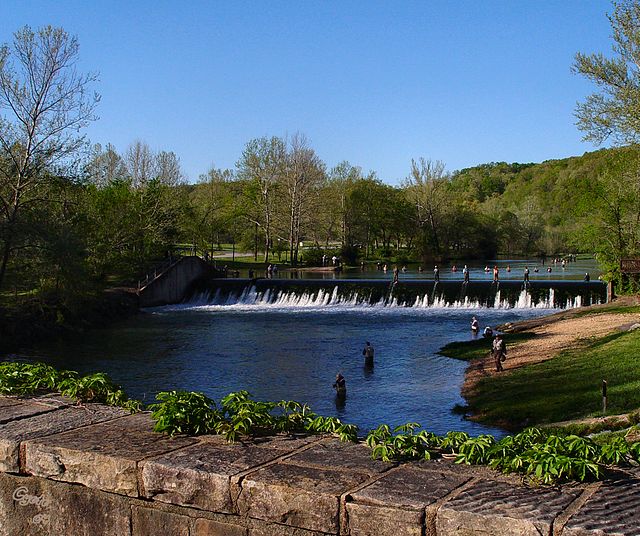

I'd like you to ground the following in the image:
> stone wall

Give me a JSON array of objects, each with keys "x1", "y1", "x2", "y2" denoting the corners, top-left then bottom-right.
[
  {"x1": 138, "y1": 256, "x2": 212, "y2": 307},
  {"x1": 1, "y1": 395, "x2": 639, "y2": 535}
]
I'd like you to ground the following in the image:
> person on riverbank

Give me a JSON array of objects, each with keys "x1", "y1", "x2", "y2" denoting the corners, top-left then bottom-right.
[
  {"x1": 483, "y1": 325, "x2": 494, "y2": 338},
  {"x1": 463, "y1": 265, "x2": 469, "y2": 283},
  {"x1": 471, "y1": 316, "x2": 479, "y2": 333},
  {"x1": 524, "y1": 266, "x2": 530, "y2": 283},
  {"x1": 493, "y1": 266, "x2": 499, "y2": 283},
  {"x1": 492, "y1": 334, "x2": 506, "y2": 372},
  {"x1": 393, "y1": 266, "x2": 399, "y2": 284},
  {"x1": 434, "y1": 265, "x2": 440, "y2": 282},
  {"x1": 584, "y1": 272, "x2": 590, "y2": 281}
]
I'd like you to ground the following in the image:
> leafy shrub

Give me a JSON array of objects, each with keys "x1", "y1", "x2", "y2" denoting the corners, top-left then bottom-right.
[
  {"x1": 149, "y1": 389, "x2": 359, "y2": 442},
  {"x1": 149, "y1": 391, "x2": 219, "y2": 436},
  {"x1": 0, "y1": 361, "x2": 140, "y2": 411}
]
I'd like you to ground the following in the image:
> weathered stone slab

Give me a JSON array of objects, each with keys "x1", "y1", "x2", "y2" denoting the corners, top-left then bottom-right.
[
  {"x1": 247, "y1": 521, "x2": 328, "y2": 536},
  {"x1": 0, "y1": 397, "x2": 64, "y2": 424},
  {"x1": 563, "y1": 474, "x2": 640, "y2": 536},
  {"x1": 0, "y1": 403, "x2": 128, "y2": 473},
  {"x1": 23, "y1": 412, "x2": 197, "y2": 496},
  {"x1": 132, "y1": 505, "x2": 191, "y2": 536},
  {"x1": 142, "y1": 438, "x2": 295, "y2": 512},
  {"x1": 437, "y1": 478, "x2": 581, "y2": 536},
  {"x1": 194, "y1": 517, "x2": 247, "y2": 536},
  {"x1": 284, "y1": 438, "x2": 393, "y2": 474},
  {"x1": 238, "y1": 462, "x2": 370, "y2": 533},
  {"x1": 0, "y1": 471, "x2": 130, "y2": 536},
  {"x1": 347, "y1": 466, "x2": 471, "y2": 536}
]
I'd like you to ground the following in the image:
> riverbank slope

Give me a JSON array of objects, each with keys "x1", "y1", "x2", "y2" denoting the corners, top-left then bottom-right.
[{"x1": 442, "y1": 297, "x2": 640, "y2": 431}]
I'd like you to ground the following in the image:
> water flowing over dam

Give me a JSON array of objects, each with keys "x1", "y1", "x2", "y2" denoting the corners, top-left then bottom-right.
[{"x1": 190, "y1": 279, "x2": 607, "y2": 309}]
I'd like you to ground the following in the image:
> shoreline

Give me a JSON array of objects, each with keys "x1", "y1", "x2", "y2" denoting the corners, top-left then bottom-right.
[{"x1": 453, "y1": 296, "x2": 640, "y2": 430}]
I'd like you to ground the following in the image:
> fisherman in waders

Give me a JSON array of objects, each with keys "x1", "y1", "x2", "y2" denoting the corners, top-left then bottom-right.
[
  {"x1": 363, "y1": 341, "x2": 375, "y2": 366},
  {"x1": 333, "y1": 373, "x2": 346, "y2": 397}
]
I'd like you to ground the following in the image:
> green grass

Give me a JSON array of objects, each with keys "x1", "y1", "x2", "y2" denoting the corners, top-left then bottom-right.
[
  {"x1": 439, "y1": 332, "x2": 538, "y2": 361},
  {"x1": 469, "y1": 329, "x2": 640, "y2": 430}
]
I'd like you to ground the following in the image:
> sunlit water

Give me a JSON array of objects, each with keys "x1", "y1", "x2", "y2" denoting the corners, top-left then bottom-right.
[{"x1": 11, "y1": 292, "x2": 565, "y2": 437}]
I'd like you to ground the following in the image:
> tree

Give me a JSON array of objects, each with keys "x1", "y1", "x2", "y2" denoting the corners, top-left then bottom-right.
[
  {"x1": 236, "y1": 137, "x2": 286, "y2": 262},
  {"x1": 282, "y1": 134, "x2": 325, "y2": 265},
  {"x1": 84, "y1": 143, "x2": 127, "y2": 187},
  {"x1": 125, "y1": 140, "x2": 156, "y2": 188},
  {"x1": 156, "y1": 150, "x2": 183, "y2": 186},
  {"x1": 189, "y1": 167, "x2": 235, "y2": 253},
  {"x1": 573, "y1": 0, "x2": 640, "y2": 144},
  {"x1": 403, "y1": 158, "x2": 449, "y2": 259},
  {"x1": 0, "y1": 26, "x2": 99, "y2": 292}
]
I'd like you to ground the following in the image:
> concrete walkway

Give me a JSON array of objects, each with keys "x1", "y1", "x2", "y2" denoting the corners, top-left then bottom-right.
[{"x1": 1, "y1": 395, "x2": 639, "y2": 535}]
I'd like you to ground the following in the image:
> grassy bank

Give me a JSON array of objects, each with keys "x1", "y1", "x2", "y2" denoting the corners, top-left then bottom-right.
[
  {"x1": 442, "y1": 319, "x2": 640, "y2": 431},
  {"x1": 474, "y1": 329, "x2": 640, "y2": 428},
  {"x1": 439, "y1": 332, "x2": 537, "y2": 361}
]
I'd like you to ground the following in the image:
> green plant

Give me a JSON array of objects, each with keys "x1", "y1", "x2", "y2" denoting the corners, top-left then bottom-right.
[
  {"x1": 0, "y1": 361, "x2": 140, "y2": 411},
  {"x1": 149, "y1": 390, "x2": 219, "y2": 436}
]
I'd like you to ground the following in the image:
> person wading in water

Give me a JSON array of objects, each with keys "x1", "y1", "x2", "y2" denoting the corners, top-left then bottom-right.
[{"x1": 363, "y1": 341, "x2": 375, "y2": 365}]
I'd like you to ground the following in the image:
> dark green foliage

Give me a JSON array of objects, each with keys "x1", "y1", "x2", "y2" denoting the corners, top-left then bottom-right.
[
  {"x1": 149, "y1": 391, "x2": 219, "y2": 436},
  {"x1": 364, "y1": 424, "x2": 640, "y2": 485},
  {"x1": 0, "y1": 361, "x2": 140, "y2": 411},
  {"x1": 149, "y1": 389, "x2": 359, "y2": 442}
]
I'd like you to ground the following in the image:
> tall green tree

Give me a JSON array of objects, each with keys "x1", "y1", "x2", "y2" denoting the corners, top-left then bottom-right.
[
  {"x1": 282, "y1": 134, "x2": 325, "y2": 265},
  {"x1": 0, "y1": 26, "x2": 99, "y2": 292},
  {"x1": 573, "y1": 0, "x2": 640, "y2": 145},
  {"x1": 236, "y1": 137, "x2": 286, "y2": 262},
  {"x1": 403, "y1": 158, "x2": 449, "y2": 260}
]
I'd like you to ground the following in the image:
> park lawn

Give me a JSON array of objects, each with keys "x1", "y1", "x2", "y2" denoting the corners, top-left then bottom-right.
[{"x1": 468, "y1": 329, "x2": 640, "y2": 430}]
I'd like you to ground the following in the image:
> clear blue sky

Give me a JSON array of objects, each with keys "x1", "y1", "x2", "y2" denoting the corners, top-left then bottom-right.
[{"x1": 1, "y1": 0, "x2": 614, "y2": 184}]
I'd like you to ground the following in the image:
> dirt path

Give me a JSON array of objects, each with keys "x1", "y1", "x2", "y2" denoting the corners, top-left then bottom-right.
[{"x1": 462, "y1": 309, "x2": 640, "y2": 399}]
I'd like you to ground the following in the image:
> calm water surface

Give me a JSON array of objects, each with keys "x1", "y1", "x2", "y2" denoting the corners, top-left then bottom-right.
[{"x1": 13, "y1": 301, "x2": 559, "y2": 437}]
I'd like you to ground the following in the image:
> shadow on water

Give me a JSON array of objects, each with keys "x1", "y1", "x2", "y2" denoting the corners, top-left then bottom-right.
[
  {"x1": 363, "y1": 361, "x2": 374, "y2": 379},
  {"x1": 335, "y1": 393, "x2": 347, "y2": 413}
]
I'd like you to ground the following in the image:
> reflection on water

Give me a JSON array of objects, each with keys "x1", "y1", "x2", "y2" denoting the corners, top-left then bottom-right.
[{"x1": 9, "y1": 301, "x2": 559, "y2": 437}]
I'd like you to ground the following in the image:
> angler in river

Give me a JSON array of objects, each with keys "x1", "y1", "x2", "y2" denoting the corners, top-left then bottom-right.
[
  {"x1": 362, "y1": 341, "x2": 375, "y2": 366},
  {"x1": 333, "y1": 373, "x2": 346, "y2": 397}
]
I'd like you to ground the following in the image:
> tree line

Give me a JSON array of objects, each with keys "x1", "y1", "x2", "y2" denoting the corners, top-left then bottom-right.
[{"x1": 4, "y1": 2, "x2": 640, "y2": 309}]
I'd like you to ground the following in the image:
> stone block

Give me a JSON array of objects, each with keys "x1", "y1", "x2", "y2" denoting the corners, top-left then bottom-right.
[
  {"x1": 0, "y1": 397, "x2": 65, "y2": 424},
  {"x1": 346, "y1": 502, "x2": 424, "y2": 536},
  {"x1": 23, "y1": 412, "x2": 197, "y2": 496},
  {"x1": 563, "y1": 474, "x2": 640, "y2": 536},
  {"x1": 132, "y1": 505, "x2": 190, "y2": 536},
  {"x1": 0, "y1": 472, "x2": 130, "y2": 536},
  {"x1": 142, "y1": 438, "x2": 292, "y2": 512},
  {"x1": 0, "y1": 403, "x2": 127, "y2": 473},
  {"x1": 238, "y1": 461, "x2": 370, "y2": 533},
  {"x1": 194, "y1": 517, "x2": 247, "y2": 536},
  {"x1": 347, "y1": 466, "x2": 470, "y2": 535},
  {"x1": 436, "y1": 478, "x2": 580, "y2": 536},
  {"x1": 284, "y1": 438, "x2": 393, "y2": 475}
]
